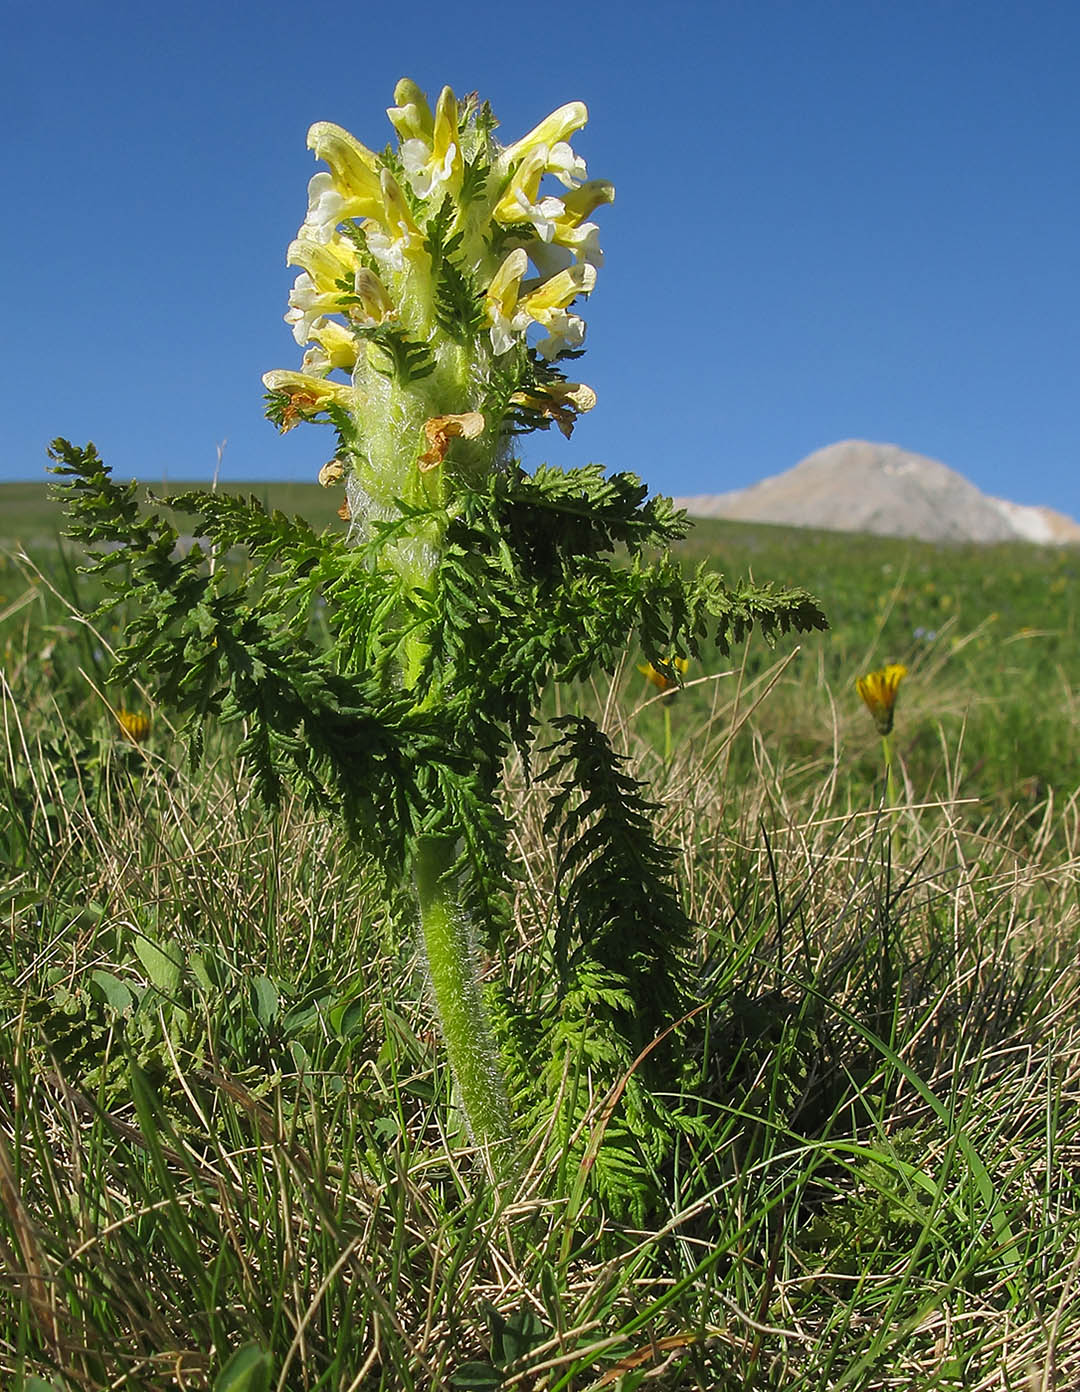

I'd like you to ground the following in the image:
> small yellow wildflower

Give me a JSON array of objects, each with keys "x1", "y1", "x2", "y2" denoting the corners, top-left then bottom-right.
[
  {"x1": 855, "y1": 664, "x2": 906, "y2": 735},
  {"x1": 117, "y1": 710, "x2": 151, "y2": 744},
  {"x1": 638, "y1": 656, "x2": 689, "y2": 695}
]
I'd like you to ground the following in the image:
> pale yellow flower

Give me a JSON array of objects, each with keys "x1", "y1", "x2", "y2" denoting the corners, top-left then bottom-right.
[
  {"x1": 386, "y1": 77, "x2": 434, "y2": 143},
  {"x1": 364, "y1": 168, "x2": 424, "y2": 271},
  {"x1": 394, "y1": 83, "x2": 463, "y2": 201},
  {"x1": 485, "y1": 249, "x2": 531, "y2": 355},
  {"x1": 493, "y1": 146, "x2": 554, "y2": 228},
  {"x1": 284, "y1": 274, "x2": 340, "y2": 346},
  {"x1": 560, "y1": 180, "x2": 617, "y2": 224},
  {"x1": 495, "y1": 163, "x2": 613, "y2": 259},
  {"x1": 262, "y1": 370, "x2": 355, "y2": 430},
  {"x1": 303, "y1": 318, "x2": 359, "y2": 372},
  {"x1": 538, "y1": 179, "x2": 615, "y2": 265},
  {"x1": 486, "y1": 256, "x2": 595, "y2": 358},
  {"x1": 500, "y1": 101, "x2": 589, "y2": 169},
  {"x1": 349, "y1": 268, "x2": 396, "y2": 326},
  {"x1": 516, "y1": 263, "x2": 596, "y2": 359},
  {"x1": 305, "y1": 122, "x2": 384, "y2": 215}
]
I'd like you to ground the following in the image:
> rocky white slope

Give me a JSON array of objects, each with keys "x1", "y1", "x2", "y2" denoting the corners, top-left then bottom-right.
[{"x1": 675, "y1": 440, "x2": 1080, "y2": 544}]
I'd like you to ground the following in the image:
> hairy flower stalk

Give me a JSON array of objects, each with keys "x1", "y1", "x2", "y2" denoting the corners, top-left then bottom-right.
[{"x1": 264, "y1": 80, "x2": 612, "y2": 1161}]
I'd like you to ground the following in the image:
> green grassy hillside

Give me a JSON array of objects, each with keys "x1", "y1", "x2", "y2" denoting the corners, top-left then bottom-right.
[
  {"x1": 668, "y1": 515, "x2": 1080, "y2": 814},
  {"x1": 0, "y1": 479, "x2": 347, "y2": 543},
  {"x1": 3, "y1": 481, "x2": 1077, "y2": 811}
]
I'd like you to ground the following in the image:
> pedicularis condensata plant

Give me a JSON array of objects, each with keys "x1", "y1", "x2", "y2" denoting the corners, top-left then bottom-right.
[{"x1": 51, "y1": 80, "x2": 826, "y2": 1182}]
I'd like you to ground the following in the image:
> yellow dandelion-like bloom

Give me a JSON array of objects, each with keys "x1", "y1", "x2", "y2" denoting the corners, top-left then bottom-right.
[
  {"x1": 855, "y1": 664, "x2": 906, "y2": 735},
  {"x1": 116, "y1": 709, "x2": 151, "y2": 744},
  {"x1": 638, "y1": 656, "x2": 689, "y2": 695}
]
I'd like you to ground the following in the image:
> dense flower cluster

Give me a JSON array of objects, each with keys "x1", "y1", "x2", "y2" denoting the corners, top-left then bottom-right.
[{"x1": 263, "y1": 80, "x2": 613, "y2": 572}]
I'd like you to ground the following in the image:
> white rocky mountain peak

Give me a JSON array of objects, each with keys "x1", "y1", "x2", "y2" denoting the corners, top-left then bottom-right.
[{"x1": 675, "y1": 440, "x2": 1080, "y2": 544}]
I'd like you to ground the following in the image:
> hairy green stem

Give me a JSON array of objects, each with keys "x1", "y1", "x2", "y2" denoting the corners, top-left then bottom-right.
[
  {"x1": 414, "y1": 836, "x2": 513, "y2": 1168},
  {"x1": 396, "y1": 523, "x2": 513, "y2": 1169}
]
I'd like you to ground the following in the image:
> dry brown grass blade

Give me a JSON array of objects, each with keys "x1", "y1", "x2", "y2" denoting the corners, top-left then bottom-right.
[
  {"x1": 0, "y1": 1121, "x2": 59, "y2": 1354},
  {"x1": 576, "y1": 1001, "x2": 711, "y2": 1181},
  {"x1": 591, "y1": 1330, "x2": 718, "y2": 1386}
]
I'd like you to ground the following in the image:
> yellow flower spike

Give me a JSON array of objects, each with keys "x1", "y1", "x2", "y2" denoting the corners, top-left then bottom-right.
[
  {"x1": 116, "y1": 709, "x2": 151, "y2": 744},
  {"x1": 856, "y1": 663, "x2": 907, "y2": 735},
  {"x1": 501, "y1": 101, "x2": 588, "y2": 167},
  {"x1": 268, "y1": 80, "x2": 613, "y2": 544}
]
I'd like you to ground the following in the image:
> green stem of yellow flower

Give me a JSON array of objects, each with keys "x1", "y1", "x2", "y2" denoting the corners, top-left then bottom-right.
[
  {"x1": 414, "y1": 836, "x2": 513, "y2": 1169},
  {"x1": 882, "y1": 732, "x2": 901, "y2": 864},
  {"x1": 663, "y1": 703, "x2": 672, "y2": 763},
  {"x1": 882, "y1": 732, "x2": 897, "y2": 808}
]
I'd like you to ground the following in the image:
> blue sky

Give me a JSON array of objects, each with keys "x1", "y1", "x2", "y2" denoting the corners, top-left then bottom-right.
[{"x1": 6, "y1": 1, "x2": 1080, "y2": 516}]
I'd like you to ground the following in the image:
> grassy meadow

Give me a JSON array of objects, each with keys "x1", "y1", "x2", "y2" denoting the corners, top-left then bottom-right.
[{"x1": 2, "y1": 480, "x2": 1080, "y2": 1390}]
